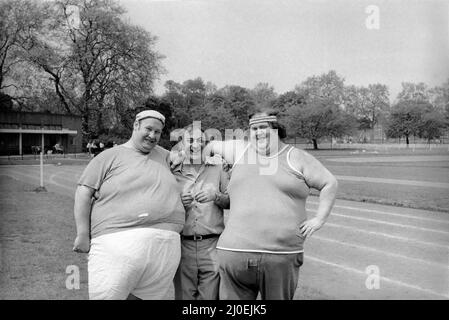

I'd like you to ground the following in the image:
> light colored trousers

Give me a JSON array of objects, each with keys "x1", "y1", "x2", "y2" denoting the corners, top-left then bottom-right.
[
  {"x1": 174, "y1": 236, "x2": 220, "y2": 300},
  {"x1": 88, "y1": 228, "x2": 181, "y2": 300}
]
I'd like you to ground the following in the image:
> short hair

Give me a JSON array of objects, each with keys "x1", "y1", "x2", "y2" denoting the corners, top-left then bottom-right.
[
  {"x1": 182, "y1": 124, "x2": 206, "y2": 141},
  {"x1": 248, "y1": 109, "x2": 287, "y2": 139}
]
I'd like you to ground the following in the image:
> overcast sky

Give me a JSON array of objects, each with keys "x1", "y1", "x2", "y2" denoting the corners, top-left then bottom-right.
[{"x1": 119, "y1": 0, "x2": 449, "y2": 101}]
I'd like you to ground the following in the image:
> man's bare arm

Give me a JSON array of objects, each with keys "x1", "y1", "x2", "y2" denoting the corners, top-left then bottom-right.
[
  {"x1": 73, "y1": 185, "x2": 95, "y2": 253},
  {"x1": 290, "y1": 149, "x2": 338, "y2": 238},
  {"x1": 214, "y1": 192, "x2": 230, "y2": 209}
]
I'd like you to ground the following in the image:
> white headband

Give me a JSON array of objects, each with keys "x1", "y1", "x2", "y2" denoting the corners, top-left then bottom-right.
[{"x1": 249, "y1": 115, "x2": 277, "y2": 126}]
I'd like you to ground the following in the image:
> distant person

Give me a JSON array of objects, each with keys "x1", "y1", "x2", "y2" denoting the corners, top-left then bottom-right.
[
  {"x1": 91, "y1": 140, "x2": 100, "y2": 157},
  {"x1": 73, "y1": 110, "x2": 185, "y2": 300},
  {"x1": 172, "y1": 125, "x2": 230, "y2": 300},
  {"x1": 201, "y1": 109, "x2": 338, "y2": 300},
  {"x1": 54, "y1": 143, "x2": 63, "y2": 154},
  {"x1": 86, "y1": 141, "x2": 93, "y2": 156}
]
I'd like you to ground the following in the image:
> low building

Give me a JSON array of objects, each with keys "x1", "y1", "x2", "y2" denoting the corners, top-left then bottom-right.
[{"x1": 0, "y1": 111, "x2": 83, "y2": 155}]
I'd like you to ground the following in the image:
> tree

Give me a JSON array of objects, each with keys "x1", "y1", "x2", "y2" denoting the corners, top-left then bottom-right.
[
  {"x1": 288, "y1": 71, "x2": 353, "y2": 149},
  {"x1": 417, "y1": 110, "x2": 447, "y2": 144},
  {"x1": 250, "y1": 82, "x2": 277, "y2": 105},
  {"x1": 386, "y1": 101, "x2": 430, "y2": 145},
  {"x1": 164, "y1": 80, "x2": 189, "y2": 127},
  {"x1": 397, "y1": 82, "x2": 431, "y2": 103},
  {"x1": 25, "y1": 0, "x2": 164, "y2": 138},
  {"x1": 192, "y1": 101, "x2": 239, "y2": 135},
  {"x1": 285, "y1": 99, "x2": 356, "y2": 149},
  {"x1": 0, "y1": 0, "x2": 50, "y2": 91},
  {"x1": 271, "y1": 91, "x2": 304, "y2": 113},
  {"x1": 344, "y1": 84, "x2": 390, "y2": 129},
  {"x1": 295, "y1": 70, "x2": 346, "y2": 107},
  {"x1": 430, "y1": 78, "x2": 449, "y2": 121},
  {"x1": 181, "y1": 77, "x2": 207, "y2": 112},
  {"x1": 0, "y1": 0, "x2": 59, "y2": 111},
  {"x1": 0, "y1": 92, "x2": 13, "y2": 110},
  {"x1": 217, "y1": 85, "x2": 256, "y2": 129}
]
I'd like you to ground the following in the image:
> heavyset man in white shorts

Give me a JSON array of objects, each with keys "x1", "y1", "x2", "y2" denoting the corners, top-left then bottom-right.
[{"x1": 73, "y1": 110, "x2": 185, "y2": 300}]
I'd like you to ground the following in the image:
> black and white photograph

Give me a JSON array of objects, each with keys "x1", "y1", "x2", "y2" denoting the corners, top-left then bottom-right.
[{"x1": 0, "y1": 0, "x2": 448, "y2": 304}]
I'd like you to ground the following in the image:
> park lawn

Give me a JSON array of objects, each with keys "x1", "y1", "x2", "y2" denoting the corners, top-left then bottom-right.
[
  {"x1": 0, "y1": 176, "x2": 88, "y2": 300},
  {"x1": 320, "y1": 180, "x2": 449, "y2": 212},
  {"x1": 324, "y1": 161, "x2": 449, "y2": 184},
  {"x1": 305, "y1": 146, "x2": 449, "y2": 158}
]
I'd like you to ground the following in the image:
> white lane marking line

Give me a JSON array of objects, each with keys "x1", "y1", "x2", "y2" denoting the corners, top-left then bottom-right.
[
  {"x1": 4, "y1": 170, "x2": 74, "y2": 192},
  {"x1": 325, "y1": 222, "x2": 449, "y2": 249},
  {"x1": 308, "y1": 208, "x2": 449, "y2": 235},
  {"x1": 49, "y1": 172, "x2": 81, "y2": 184},
  {"x1": 334, "y1": 175, "x2": 449, "y2": 189},
  {"x1": 49, "y1": 173, "x2": 78, "y2": 189},
  {"x1": 307, "y1": 201, "x2": 449, "y2": 224},
  {"x1": 30, "y1": 166, "x2": 83, "y2": 179},
  {"x1": 0, "y1": 164, "x2": 52, "y2": 167},
  {"x1": 306, "y1": 255, "x2": 449, "y2": 299},
  {"x1": 5, "y1": 165, "x2": 83, "y2": 176},
  {"x1": 311, "y1": 235, "x2": 448, "y2": 268},
  {"x1": 326, "y1": 156, "x2": 449, "y2": 163}
]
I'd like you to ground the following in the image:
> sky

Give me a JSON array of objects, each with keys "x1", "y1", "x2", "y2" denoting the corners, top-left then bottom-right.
[{"x1": 119, "y1": 0, "x2": 449, "y2": 101}]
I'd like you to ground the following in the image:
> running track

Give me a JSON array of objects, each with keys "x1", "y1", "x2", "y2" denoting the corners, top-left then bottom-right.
[{"x1": 0, "y1": 164, "x2": 448, "y2": 300}]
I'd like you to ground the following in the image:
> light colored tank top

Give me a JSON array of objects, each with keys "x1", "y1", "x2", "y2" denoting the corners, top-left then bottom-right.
[{"x1": 217, "y1": 144, "x2": 310, "y2": 253}]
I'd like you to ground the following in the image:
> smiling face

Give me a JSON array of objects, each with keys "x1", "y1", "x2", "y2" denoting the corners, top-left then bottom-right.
[
  {"x1": 183, "y1": 128, "x2": 206, "y2": 162},
  {"x1": 250, "y1": 121, "x2": 277, "y2": 153},
  {"x1": 132, "y1": 117, "x2": 163, "y2": 153}
]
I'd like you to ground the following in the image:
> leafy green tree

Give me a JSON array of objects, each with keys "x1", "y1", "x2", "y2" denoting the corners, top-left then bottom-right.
[
  {"x1": 181, "y1": 77, "x2": 207, "y2": 112},
  {"x1": 217, "y1": 85, "x2": 256, "y2": 128},
  {"x1": 0, "y1": 92, "x2": 13, "y2": 110},
  {"x1": 386, "y1": 101, "x2": 430, "y2": 145},
  {"x1": 417, "y1": 110, "x2": 447, "y2": 144},
  {"x1": 397, "y1": 82, "x2": 431, "y2": 103},
  {"x1": 295, "y1": 70, "x2": 346, "y2": 107},
  {"x1": 271, "y1": 91, "x2": 304, "y2": 113},
  {"x1": 430, "y1": 78, "x2": 449, "y2": 122},
  {"x1": 285, "y1": 99, "x2": 356, "y2": 149},
  {"x1": 345, "y1": 84, "x2": 390, "y2": 129},
  {"x1": 25, "y1": 0, "x2": 164, "y2": 138},
  {"x1": 0, "y1": 0, "x2": 49, "y2": 91},
  {"x1": 250, "y1": 82, "x2": 277, "y2": 105}
]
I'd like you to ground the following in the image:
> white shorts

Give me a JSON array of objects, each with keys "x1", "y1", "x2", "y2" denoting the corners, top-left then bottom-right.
[{"x1": 88, "y1": 228, "x2": 181, "y2": 300}]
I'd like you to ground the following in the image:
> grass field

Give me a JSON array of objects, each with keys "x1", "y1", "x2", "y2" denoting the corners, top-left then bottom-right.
[
  {"x1": 307, "y1": 148, "x2": 449, "y2": 212},
  {"x1": 0, "y1": 177, "x2": 87, "y2": 299},
  {"x1": 0, "y1": 147, "x2": 448, "y2": 300}
]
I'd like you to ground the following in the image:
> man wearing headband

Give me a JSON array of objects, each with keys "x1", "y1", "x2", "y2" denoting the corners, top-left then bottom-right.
[
  {"x1": 73, "y1": 110, "x2": 185, "y2": 300},
  {"x1": 202, "y1": 109, "x2": 338, "y2": 300}
]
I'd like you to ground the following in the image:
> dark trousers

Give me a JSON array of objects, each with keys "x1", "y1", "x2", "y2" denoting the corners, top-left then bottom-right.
[
  {"x1": 217, "y1": 249, "x2": 303, "y2": 300},
  {"x1": 174, "y1": 237, "x2": 220, "y2": 300}
]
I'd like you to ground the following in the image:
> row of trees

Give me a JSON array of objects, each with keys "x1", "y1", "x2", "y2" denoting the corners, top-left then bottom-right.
[
  {"x1": 157, "y1": 73, "x2": 448, "y2": 149},
  {"x1": 1, "y1": 0, "x2": 448, "y2": 149}
]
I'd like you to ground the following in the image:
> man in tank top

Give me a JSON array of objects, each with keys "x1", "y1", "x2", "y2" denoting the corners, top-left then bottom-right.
[{"x1": 202, "y1": 109, "x2": 338, "y2": 300}]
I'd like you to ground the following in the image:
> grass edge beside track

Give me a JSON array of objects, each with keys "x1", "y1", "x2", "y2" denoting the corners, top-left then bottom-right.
[{"x1": 310, "y1": 193, "x2": 449, "y2": 214}]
